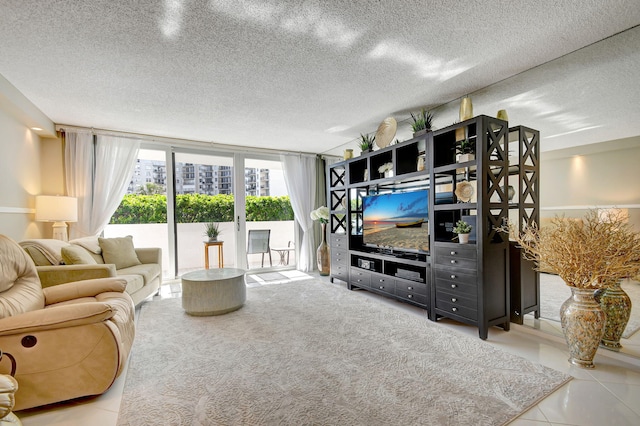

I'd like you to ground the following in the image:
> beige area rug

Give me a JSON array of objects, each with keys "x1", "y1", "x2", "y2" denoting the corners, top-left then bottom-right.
[
  {"x1": 540, "y1": 274, "x2": 640, "y2": 339},
  {"x1": 117, "y1": 279, "x2": 570, "y2": 426}
]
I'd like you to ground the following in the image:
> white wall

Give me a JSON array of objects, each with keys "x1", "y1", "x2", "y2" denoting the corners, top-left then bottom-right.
[
  {"x1": 540, "y1": 142, "x2": 640, "y2": 230},
  {"x1": 0, "y1": 108, "x2": 42, "y2": 240},
  {"x1": 0, "y1": 74, "x2": 61, "y2": 241}
]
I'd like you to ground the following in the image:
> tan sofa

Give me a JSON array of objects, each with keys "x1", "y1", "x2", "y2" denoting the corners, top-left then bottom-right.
[
  {"x1": 20, "y1": 236, "x2": 161, "y2": 306},
  {"x1": 0, "y1": 234, "x2": 135, "y2": 411}
]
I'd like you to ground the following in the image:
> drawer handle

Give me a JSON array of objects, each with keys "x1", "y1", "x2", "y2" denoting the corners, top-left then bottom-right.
[
  {"x1": 451, "y1": 298, "x2": 457, "y2": 302},
  {"x1": 379, "y1": 279, "x2": 385, "y2": 283},
  {"x1": 452, "y1": 307, "x2": 458, "y2": 312},
  {"x1": 450, "y1": 260, "x2": 456, "y2": 264},
  {"x1": 407, "y1": 286, "x2": 413, "y2": 290},
  {"x1": 379, "y1": 286, "x2": 384, "y2": 290},
  {"x1": 450, "y1": 251, "x2": 457, "y2": 255},
  {"x1": 408, "y1": 294, "x2": 413, "y2": 299},
  {"x1": 450, "y1": 274, "x2": 456, "y2": 279},
  {"x1": 451, "y1": 284, "x2": 457, "y2": 289}
]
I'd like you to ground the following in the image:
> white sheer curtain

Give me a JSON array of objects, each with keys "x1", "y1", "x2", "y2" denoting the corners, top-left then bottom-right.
[
  {"x1": 91, "y1": 135, "x2": 140, "y2": 234},
  {"x1": 281, "y1": 154, "x2": 318, "y2": 272},
  {"x1": 65, "y1": 132, "x2": 95, "y2": 239},
  {"x1": 65, "y1": 132, "x2": 140, "y2": 238}
]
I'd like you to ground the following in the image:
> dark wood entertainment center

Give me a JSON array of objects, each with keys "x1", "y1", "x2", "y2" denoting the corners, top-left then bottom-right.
[{"x1": 327, "y1": 115, "x2": 540, "y2": 339}]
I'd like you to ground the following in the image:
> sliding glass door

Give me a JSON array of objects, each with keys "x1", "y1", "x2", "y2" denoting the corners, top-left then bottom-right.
[
  {"x1": 107, "y1": 147, "x2": 296, "y2": 278},
  {"x1": 173, "y1": 151, "x2": 235, "y2": 275}
]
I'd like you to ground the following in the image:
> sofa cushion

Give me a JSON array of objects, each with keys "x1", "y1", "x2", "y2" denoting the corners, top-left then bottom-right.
[
  {"x1": 117, "y1": 263, "x2": 160, "y2": 285},
  {"x1": 61, "y1": 246, "x2": 98, "y2": 265},
  {"x1": 115, "y1": 273, "x2": 145, "y2": 296},
  {"x1": 98, "y1": 236, "x2": 141, "y2": 270},
  {"x1": 69, "y1": 236, "x2": 102, "y2": 254}
]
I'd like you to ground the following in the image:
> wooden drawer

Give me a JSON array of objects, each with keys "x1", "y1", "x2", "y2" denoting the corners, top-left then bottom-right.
[
  {"x1": 396, "y1": 287, "x2": 428, "y2": 305},
  {"x1": 330, "y1": 234, "x2": 348, "y2": 250},
  {"x1": 331, "y1": 263, "x2": 348, "y2": 281},
  {"x1": 436, "y1": 298, "x2": 477, "y2": 320},
  {"x1": 434, "y1": 245, "x2": 477, "y2": 270},
  {"x1": 436, "y1": 288, "x2": 477, "y2": 310},
  {"x1": 349, "y1": 267, "x2": 371, "y2": 288},
  {"x1": 395, "y1": 280, "x2": 428, "y2": 296},
  {"x1": 434, "y1": 268, "x2": 477, "y2": 286},
  {"x1": 370, "y1": 272, "x2": 394, "y2": 294},
  {"x1": 331, "y1": 248, "x2": 347, "y2": 265},
  {"x1": 435, "y1": 277, "x2": 477, "y2": 298}
]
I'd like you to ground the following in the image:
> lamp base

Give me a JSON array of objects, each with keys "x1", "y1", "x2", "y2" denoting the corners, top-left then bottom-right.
[{"x1": 51, "y1": 221, "x2": 69, "y2": 241}]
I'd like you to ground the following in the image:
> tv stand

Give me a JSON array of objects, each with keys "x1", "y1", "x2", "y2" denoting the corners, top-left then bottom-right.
[{"x1": 348, "y1": 250, "x2": 430, "y2": 309}]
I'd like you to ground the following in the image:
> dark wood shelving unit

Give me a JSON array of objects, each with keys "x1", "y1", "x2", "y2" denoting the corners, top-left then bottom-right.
[{"x1": 326, "y1": 116, "x2": 539, "y2": 339}]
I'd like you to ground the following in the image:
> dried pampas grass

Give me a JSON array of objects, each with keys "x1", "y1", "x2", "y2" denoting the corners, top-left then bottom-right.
[{"x1": 502, "y1": 209, "x2": 640, "y2": 289}]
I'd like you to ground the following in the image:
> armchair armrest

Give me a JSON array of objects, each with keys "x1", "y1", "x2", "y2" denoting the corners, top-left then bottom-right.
[
  {"x1": 0, "y1": 302, "x2": 115, "y2": 336},
  {"x1": 37, "y1": 264, "x2": 117, "y2": 288},
  {"x1": 135, "y1": 247, "x2": 162, "y2": 265},
  {"x1": 43, "y1": 277, "x2": 128, "y2": 305}
]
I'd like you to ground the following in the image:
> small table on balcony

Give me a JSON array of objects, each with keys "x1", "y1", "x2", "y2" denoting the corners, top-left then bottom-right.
[
  {"x1": 204, "y1": 240, "x2": 224, "y2": 269},
  {"x1": 271, "y1": 245, "x2": 294, "y2": 265}
]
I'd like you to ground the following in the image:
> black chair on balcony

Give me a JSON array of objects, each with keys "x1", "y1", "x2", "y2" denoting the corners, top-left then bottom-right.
[{"x1": 247, "y1": 229, "x2": 272, "y2": 268}]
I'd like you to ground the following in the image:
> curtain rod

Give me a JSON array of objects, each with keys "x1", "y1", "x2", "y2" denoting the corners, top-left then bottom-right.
[{"x1": 55, "y1": 124, "x2": 319, "y2": 158}]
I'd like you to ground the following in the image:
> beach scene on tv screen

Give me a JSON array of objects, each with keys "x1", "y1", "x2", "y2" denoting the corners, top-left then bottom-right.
[{"x1": 363, "y1": 190, "x2": 429, "y2": 252}]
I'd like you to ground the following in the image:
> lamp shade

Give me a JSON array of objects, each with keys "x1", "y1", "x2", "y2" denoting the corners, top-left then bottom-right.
[{"x1": 35, "y1": 195, "x2": 78, "y2": 222}]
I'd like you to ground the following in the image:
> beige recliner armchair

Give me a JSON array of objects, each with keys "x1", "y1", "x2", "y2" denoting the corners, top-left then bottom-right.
[{"x1": 0, "y1": 235, "x2": 135, "y2": 411}]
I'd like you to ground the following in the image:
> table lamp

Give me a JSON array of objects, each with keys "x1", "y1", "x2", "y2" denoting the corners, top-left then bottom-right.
[{"x1": 35, "y1": 195, "x2": 78, "y2": 241}]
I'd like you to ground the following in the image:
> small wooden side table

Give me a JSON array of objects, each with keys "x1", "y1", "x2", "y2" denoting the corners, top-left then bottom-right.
[{"x1": 204, "y1": 240, "x2": 224, "y2": 269}]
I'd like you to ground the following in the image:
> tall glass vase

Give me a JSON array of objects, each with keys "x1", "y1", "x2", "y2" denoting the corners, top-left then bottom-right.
[
  {"x1": 560, "y1": 287, "x2": 606, "y2": 368},
  {"x1": 317, "y1": 222, "x2": 330, "y2": 276},
  {"x1": 595, "y1": 280, "x2": 632, "y2": 351}
]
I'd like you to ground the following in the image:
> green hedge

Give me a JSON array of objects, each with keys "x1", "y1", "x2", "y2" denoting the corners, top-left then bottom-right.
[{"x1": 110, "y1": 194, "x2": 294, "y2": 224}]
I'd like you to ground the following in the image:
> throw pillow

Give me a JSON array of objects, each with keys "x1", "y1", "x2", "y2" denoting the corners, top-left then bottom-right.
[
  {"x1": 98, "y1": 236, "x2": 141, "y2": 269},
  {"x1": 61, "y1": 246, "x2": 98, "y2": 265}
]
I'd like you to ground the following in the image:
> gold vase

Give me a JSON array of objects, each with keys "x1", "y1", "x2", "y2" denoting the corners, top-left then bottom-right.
[
  {"x1": 560, "y1": 287, "x2": 606, "y2": 368},
  {"x1": 317, "y1": 223, "x2": 330, "y2": 276},
  {"x1": 459, "y1": 96, "x2": 473, "y2": 121}
]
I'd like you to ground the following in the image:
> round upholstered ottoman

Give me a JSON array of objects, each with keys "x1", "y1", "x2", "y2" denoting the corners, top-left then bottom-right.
[{"x1": 181, "y1": 268, "x2": 246, "y2": 316}]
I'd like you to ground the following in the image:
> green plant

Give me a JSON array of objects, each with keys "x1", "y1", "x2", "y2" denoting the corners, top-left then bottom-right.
[
  {"x1": 456, "y1": 139, "x2": 475, "y2": 155},
  {"x1": 358, "y1": 133, "x2": 375, "y2": 152},
  {"x1": 410, "y1": 108, "x2": 434, "y2": 132},
  {"x1": 204, "y1": 222, "x2": 220, "y2": 239},
  {"x1": 453, "y1": 220, "x2": 472, "y2": 234}
]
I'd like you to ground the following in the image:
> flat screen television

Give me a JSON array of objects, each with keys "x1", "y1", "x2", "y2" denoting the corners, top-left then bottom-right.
[{"x1": 362, "y1": 189, "x2": 429, "y2": 253}]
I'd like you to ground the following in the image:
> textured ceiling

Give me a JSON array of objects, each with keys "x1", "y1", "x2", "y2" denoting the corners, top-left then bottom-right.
[{"x1": 0, "y1": 1, "x2": 639, "y2": 155}]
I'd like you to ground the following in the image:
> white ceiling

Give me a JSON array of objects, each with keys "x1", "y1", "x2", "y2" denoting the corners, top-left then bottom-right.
[{"x1": 1, "y1": 1, "x2": 639, "y2": 156}]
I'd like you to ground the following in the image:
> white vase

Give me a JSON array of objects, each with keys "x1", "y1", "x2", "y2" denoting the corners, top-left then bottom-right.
[{"x1": 458, "y1": 233, "x2": 470, "y2": 244}]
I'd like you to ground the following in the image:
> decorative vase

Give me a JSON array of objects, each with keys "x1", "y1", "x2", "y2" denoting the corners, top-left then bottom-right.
[
  {"x1": 343, "y1": 149, "x2": 353, "y2": 160},
  {"x1": 560, "y1": 287, "x2": 606, "y2": 368},
  {"x1": 459, "y1": 96, "x2": 473, "y2": 121},
  {"x1": 458, "y1": 233, "x2": 470, "y2": 244},
  {"x1": 416, "y1": 156, "x2": 425, "y2": 171},
  {"x1": 496, "y1": 109, "x2": 509, "y2": 121},
  {"x1": 384, "y1": 170, "x2": 394, "y2": 178},
  {"x1": 594, "y1": 280, "x2": 632, "y2": 351},
  {"x1": 413, "y1": 128, "x2": 427, "y2": 138},
  {"x1": 317, "y1": 223, "x2": 330, "y2": 276}
]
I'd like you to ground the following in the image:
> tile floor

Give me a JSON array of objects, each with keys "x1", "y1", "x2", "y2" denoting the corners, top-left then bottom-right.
[{"x1": 16, "y1": 272, "x2": 640, "y2": 426}]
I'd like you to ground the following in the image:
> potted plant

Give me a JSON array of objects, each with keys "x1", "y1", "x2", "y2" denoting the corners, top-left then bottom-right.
[
  {"x1": 456, "y1": 139, "x2": 475, "y2": 163},
  {"x1": 204, "y1": 222, "x2": 221, "y2": 241},
  {"x1": 452, "y1": 220, "x2": 472, "y2": 244},
  {"x1": 410, "y1": 108, "x2": 434, "y2": 137},
  {"x1": 358, "y1": 134, "x2": 375, "y2": 154},
  {"x1": 504, "y1": 209, "x2": 640, "y2": 367}
]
